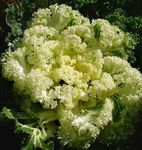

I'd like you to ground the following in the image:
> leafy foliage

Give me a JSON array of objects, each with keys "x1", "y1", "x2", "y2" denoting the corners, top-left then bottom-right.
[
  {"x1": 1, "y1": 4, "x2": 142, "y2": 150},
  {"x1": 75, "y1": 0, "x2": 142, "y2": 70},
  {"x1": 0, "y1": 1, "x2": 142, "y2": 150}
]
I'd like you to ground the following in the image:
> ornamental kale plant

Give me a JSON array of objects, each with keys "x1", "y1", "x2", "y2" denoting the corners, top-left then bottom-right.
[{"x1": 1, "y1": 4, "x2": 142, "y2": 150}]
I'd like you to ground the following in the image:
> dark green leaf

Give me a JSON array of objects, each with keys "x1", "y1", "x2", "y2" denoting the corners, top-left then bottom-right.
[{"x1": 93, "y1": 23, "x2": 101, "y2": 40}]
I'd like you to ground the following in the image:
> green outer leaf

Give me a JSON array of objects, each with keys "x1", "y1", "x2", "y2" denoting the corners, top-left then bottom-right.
[
  {"x1": 1, "y1": 107, "x2": 15, "y2": 120},
  {"x1": 1, "y1": 107, "x2": 53, "y2": 150},
  {"x1": 111, "y1": 50, "x2": 123, "y2": 58}
]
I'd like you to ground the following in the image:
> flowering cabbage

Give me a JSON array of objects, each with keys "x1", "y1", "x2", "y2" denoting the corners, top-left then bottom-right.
[{"x1": 1, "y1": 4, "x2": 142, "y2": 149}]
